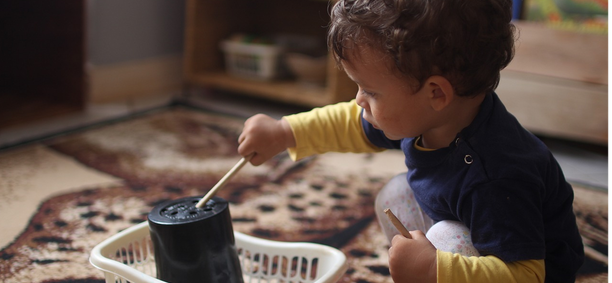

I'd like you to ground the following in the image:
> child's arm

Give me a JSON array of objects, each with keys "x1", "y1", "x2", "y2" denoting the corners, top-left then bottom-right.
[
  {"x1": 388, "y1": 234, "x2": 545, "y2": 283},
  {"x1": 239, "y1": 100, "x2": 383, "y2": 165},
  {"x1": 283, "y1": 100, "x2": 384, "y2": 160},
  {"x1": 437, "y1": 251, "x2": 545, "y2": 283}
]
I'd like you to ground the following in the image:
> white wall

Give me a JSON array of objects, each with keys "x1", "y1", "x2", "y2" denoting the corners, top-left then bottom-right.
[
  {"x1": 87, "y1": 0, "x2": 186, "y2": 102},
  {"x1": 87, "y1": 0, "x2": 185, "y2": 65}
]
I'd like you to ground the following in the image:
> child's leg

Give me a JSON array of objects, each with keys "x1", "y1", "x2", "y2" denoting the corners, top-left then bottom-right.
[
  {"x1": 425, "y1": 220, "x2": 480, "y2": 256},
  {"x1": 375, "y1": 173, "x2": 434, "y2": 243},
  {"x1": 375, "y1": 173, "x2": 479, "y2": 257}
]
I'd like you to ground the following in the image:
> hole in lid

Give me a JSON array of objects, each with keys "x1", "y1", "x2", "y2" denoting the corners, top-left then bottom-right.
[
  {"x1": 170, "y1": 211, "x2": 179, "y2": 216},
  {"x1": 189, "y1": 211, "x2": 198, "y2": 215}
]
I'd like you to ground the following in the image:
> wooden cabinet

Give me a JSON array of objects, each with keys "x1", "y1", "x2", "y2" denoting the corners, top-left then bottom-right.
[
  {"x1": 183, "y1": 0, "x2": 357, "y2": 107},
  {"x1": 497, "y1": 21, "x2": 607, "y2": 144}
]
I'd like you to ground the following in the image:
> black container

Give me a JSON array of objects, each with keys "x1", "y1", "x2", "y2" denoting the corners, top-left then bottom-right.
[{"x1": 147, "y1": 196, "x2": 243, "y2": 283}]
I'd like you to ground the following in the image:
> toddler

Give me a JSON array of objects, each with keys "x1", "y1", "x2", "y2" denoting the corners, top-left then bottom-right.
[{"x1": 238, "y1": 0, "x2": 584, "y2": 282}]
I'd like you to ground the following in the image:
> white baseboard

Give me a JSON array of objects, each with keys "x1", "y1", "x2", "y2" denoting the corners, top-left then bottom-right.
[{"x1": 89, "y1": 55, "x2": 183, "y2": 103}]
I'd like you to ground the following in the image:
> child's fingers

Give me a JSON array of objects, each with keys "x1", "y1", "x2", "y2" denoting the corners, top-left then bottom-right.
[
  {"x1": 391, "y1": 234, "x2": 405, "y2": 246},
  {"x1": 236, "y1": 135, "x2": 249, "y2": 153},
  {"x1": 237, "y1": 137, "x2": 259, "y2": 165},
  {"x1": 237, "y1": 144, "x2": 259, "y2": 164},
  {"x1": 391, "y1": 230, "x2": 424, "y2": 245},
  {"x1": 389, "y1": 230, "x2": 427, "y2": 254},
  {"x1": 408, "y1": 230, "x2": 426, "y2": 240},
  {"x1": 251, "y1": 153, "x2": 271, "y2": 167}
]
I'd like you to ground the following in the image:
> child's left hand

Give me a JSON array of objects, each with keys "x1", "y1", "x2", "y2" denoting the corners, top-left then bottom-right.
[{"x1": 388, "y1": 230, "x2": 437, "y2": 283}]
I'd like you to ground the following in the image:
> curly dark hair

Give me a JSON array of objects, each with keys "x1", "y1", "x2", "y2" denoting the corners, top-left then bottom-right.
[{"x1": 328, "y1": 0, "x2": 516, "y2": 97}]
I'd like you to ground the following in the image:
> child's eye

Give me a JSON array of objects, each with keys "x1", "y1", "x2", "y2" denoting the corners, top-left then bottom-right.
[{"x1": 360, "y1": 89, "x2": 376, "y2": 97}]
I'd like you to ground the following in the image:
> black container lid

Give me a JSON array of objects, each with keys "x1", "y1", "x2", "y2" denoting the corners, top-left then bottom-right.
[{"x1": 148, "y1": 196, "x2": 228, "y2": 225}]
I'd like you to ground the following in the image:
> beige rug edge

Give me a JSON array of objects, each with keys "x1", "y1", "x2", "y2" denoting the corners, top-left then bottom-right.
[{"x1": 0, "y1": 145, "x2": 121, "y2": 248}]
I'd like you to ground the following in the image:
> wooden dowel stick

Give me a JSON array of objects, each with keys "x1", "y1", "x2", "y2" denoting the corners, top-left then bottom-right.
[
  {"x1": 384, "y1": 208, "x2": 412, "y2": 239},
  {"x1": 195, "y1": 155, "x2": 252, "y2": 208}
]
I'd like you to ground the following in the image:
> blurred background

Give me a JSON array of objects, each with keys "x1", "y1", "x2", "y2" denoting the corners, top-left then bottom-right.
[{"x1": 0, "y1": 0, "x2": 607, "y2": 172}]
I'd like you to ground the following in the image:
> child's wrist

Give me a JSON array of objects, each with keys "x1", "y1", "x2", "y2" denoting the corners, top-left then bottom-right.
[{"x1": 280, "y1": 118, "x2": 296, "y2": 149}]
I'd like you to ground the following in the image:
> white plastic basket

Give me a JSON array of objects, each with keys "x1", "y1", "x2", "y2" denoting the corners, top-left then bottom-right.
[
  {"x1": 220, "y1": 40, "x2": 283, "y2": 80},
  {"x1": 90, "y1": 221, "x2": 348, "y2": 283}
]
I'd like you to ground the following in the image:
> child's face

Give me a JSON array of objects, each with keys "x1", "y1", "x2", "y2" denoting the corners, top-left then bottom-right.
[{"x1": 342, "y1": 46, "x2": 435, "y2": 141}]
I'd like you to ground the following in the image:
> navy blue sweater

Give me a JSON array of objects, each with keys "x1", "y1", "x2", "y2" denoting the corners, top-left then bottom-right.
[{"x1": 363, "y1": 92, "x2": 584, "y2": 283}]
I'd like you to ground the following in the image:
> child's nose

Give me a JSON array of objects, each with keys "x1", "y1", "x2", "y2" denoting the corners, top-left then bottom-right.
[{"x1": 356, "y1": 92, "x2": 367, "y2": 109}]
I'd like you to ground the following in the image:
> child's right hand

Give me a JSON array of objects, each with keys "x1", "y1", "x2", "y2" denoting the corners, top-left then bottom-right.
[
  {"x1": 389, "y1": 231, "x2": 437, "y2": 283},
  {"x1": 238, "y1": 114, "x2": 296, "y2": 166}
]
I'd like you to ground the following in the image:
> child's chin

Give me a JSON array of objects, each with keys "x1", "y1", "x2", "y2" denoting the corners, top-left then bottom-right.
[{"x1": 383, "y1": 132, "x2": 403, "y2": 141}]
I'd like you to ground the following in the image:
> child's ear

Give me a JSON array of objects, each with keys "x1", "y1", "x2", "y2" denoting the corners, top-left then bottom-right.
[{"x1": 426, "y1": 76, "x2": 454, "y2": 111}]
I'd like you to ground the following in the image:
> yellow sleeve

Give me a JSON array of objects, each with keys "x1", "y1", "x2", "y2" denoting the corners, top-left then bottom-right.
[
  {"x1": 437, "y1": 250, "x2": 545, "y2": 283},
  {"x1": 283, "y1": 99, "x2": 384, "y2": 161}
]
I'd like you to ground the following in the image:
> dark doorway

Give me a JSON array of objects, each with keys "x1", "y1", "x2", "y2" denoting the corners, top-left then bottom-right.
[{"x1": 0, "y1": 0, "x2": 86, "y2": 129}]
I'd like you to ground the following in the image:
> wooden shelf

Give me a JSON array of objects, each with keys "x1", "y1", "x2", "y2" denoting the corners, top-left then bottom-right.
[
  {"x1": 188, "y1": 71, "x2": 332, "y2": 106},
  {"x1": 183, "y1": 0, "x2": 357, "y2": 108}
]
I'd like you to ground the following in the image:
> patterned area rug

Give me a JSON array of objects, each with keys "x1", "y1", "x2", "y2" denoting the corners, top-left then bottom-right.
[{"x1": 0, "y1": 105, "x2": 607, "y2": 282}]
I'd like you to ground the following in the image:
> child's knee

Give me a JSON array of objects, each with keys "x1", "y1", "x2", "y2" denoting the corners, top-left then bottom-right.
[
  {"x1": 375, "y1": 173, "x2": 408, "y2": 206},
  {"x1": 375, "y1": 173, "x2": 435, "y2": 242},
  {"x1": 426, "y1": 220, "x2": 480, "y2": 256}
]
